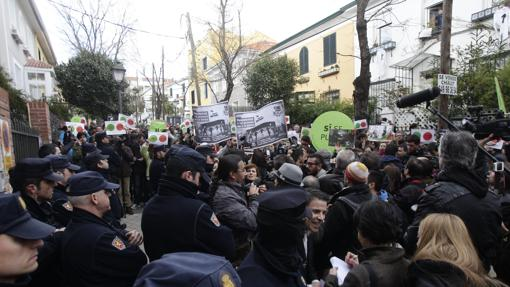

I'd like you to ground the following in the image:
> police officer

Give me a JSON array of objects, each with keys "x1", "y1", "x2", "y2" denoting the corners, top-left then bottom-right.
[
  {"x1": 0, "y1": 193, "x2": 55, "y2": 286},
  {"x1": 46, "y1": 155, "x2": 81, "y2": 226},
  {"x1": 237, "y1": 187, "x2": 308, "y2": 287},
  {"x1": 9, "y1": 158, "x2": 64, "y2": 228},
  {"x1": 142, "y1": 156, "x2": 235, "y2": 261},
  {"x1": 61, "y1": 171, "x2": 147, "y2": 287}
]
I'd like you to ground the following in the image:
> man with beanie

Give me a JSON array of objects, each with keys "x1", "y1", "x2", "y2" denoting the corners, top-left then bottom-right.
[
  {"x1": 61, "y1": 171, "x2": 146, "y2": 287},
  {"x1": 316, "y1": 161, "x2": 374, "y2": 273},
  {"x1": 237, "y1": 187, "x2": 308, "y2": 287},
  {"x1": 142, "y1": 156, "x2": 235, "y2": 261}
]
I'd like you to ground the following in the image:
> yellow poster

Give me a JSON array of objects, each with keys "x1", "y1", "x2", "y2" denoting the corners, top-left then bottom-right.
[{"x1": 1, "y1": 118, "x2": 14, "y2": 170}]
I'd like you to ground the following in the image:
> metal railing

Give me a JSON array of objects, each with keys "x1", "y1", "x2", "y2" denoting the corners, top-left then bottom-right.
[{"x1": 11, "y1": 118, "x2": 40, "y2": 162}]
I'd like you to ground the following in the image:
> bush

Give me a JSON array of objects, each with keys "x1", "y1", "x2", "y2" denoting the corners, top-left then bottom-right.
[{"x1": 0, "y1": 66, "x2": 28, "y2": 120}]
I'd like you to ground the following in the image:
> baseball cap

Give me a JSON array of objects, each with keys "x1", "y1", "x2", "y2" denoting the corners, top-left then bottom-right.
[
  {"x1": 14, "y1": 158, "x2": 64, "y2": 182},
  {"x1": 271, "y1": 163, "x2": 303, "y2": 186},
  {"x1": 46, "y1": 155, "x2": 80, "y2": 171},
  {"x1": 0, "y1": 193, "x2": 54, "y2": 239},
  {"x1": 67, "y1": 171, "x2": 119, "y2": 196},
  {"x1": 134, "y1": 252, "x2": 241, "y2": 287}
]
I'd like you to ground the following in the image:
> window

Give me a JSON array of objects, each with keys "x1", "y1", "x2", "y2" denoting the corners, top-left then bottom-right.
[
  {"x1": 204, "y1": 83, "x2": 208, "y2": 99},
  {"x1": 428, "y1": 3, "x2": 443, "y2": 31},
  {"x1": 379, "y1": 23, "x2": 392, "y2": 44},
  {"x1": 29, "y1": 84, "x2": 46, "y2": 99},
  {"x1": 28, "y1": 73, "x2": 45, "y2": 81},
  {"x1": 323, "y1": 33, "x2": 336, "y2": 66},
  {"x1": 202, "y1": 57, "x2": 207, "y2": 70},
  {"x1": 321, "y1": 90, "x2": 340, "y2": 104},
  {"x1": 299, "y1": 47, "x2": 309, "y2": 75},
  {"x1": 191, "y1": 90, "x2": 196, "y2": 105}
]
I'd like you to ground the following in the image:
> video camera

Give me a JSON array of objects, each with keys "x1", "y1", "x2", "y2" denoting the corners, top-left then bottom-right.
[{"x1": 459, "y1": 106, "x2": 510, "y2": 141}]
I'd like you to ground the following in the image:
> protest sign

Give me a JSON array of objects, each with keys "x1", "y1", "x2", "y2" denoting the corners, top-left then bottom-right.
[
  {"x1": 354, "y1": 119, "x2": 368, "y2": 130},
  {"x1": 193, "y1": 102, "x2": 230, "y2": 144},
  {"x1": 148, "y1": 132, "x2": 168, "y2": 145},
  {"x1": 411, "y1": 129, "x2": 435, "y2": 144},
  {"x1": 234, "y1": 100, "x2": 287, "y2": 149},
  {"x1": 65, "y1": 122, "x2": 85, "y2": 136},
  {"x1": 125, "y1": 116, "x2": 136, "y2": 129},
  {"x1": 149, "y1": 120, "x2": 166, "y2": 132},
  {"x1": 367, "y1": 125, "x2": 394, "y2": 141},
  {"x1": 118, "y1": 114, "x2": 128, "y2": 121},
  {"x1": 71, "y1": 116, "x2": 87, "y2": 125},
  {"x1": 105, "y1": 121, "x2": 126, "y2": 135},
  {"x1": 0, "y1": 118, "x2": 13, "y2": 171},
  {"x1": 310, "y1": 111, "x2": 354, "y2": 152}
]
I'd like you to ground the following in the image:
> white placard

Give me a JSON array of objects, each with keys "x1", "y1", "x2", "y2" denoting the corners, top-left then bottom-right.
[
  {"x1": 104, "y1": 121, "x2": 126, "y2": 135},
  {"x1": 235, "y1": 100, "x2": 287, "y2": 149},
  {"x1": 192, "y1": 102, "x2": 230, "y2": 144},
  {"x1": 148, "y1": 132, "x2": 168, "y2": 145},
  {"x1": 438, "y1": 74, "x2": 457, "y2": 96}
]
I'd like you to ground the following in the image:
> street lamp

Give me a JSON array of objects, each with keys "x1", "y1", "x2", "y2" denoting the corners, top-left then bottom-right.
[{"x1": 112, "y1": 62, "x2": 126, "y2": 114}]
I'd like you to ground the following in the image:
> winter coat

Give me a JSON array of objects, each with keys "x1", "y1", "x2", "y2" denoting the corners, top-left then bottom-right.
[
  {"x1": 393, "y1": 178, "x2": 427, "y2": 223},
  {"x1": 404, "y1": 168, "x2": 502, "y2": 270},
  {"x1": 325, "y1": 246, "x2": 409, "y2": 287},
  {"x1": 406, "y1": 260, "x2": 466, "y2": 287},
  {"x1": 211, "y1": 181, "x2": 258, "y2": 263}
]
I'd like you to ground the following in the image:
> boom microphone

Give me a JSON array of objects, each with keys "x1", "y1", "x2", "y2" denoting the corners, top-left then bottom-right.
[{"x1": 396, "y1": 87, "x2": 441, "y2": 108}]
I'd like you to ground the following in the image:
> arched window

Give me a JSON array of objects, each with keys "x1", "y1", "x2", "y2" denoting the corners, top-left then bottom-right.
[{"x1": 299, "y1": 47, "x2": 309, "y2": 75}]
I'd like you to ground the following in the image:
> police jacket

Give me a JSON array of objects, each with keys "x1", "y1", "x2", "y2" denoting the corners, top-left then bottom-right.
[
  {"x1": 61, "y1": 208, "x2": 147, "y2": 287},
  {"x1": 324, "y1": 246, "x2": 409, "y2": 287},
  {"x1": 20, "y1": 193, "x2": 62, "y2": 228},
  {"x1": 97, "y1": 142, "x2": 121, "y2": 171},
  {"x1": 142, "y1": 176, "x2": 235, "y2": 261},
  {"x1": 51, "y1": 185, "x2": 73, "y2": 227},
  {"x1": 317, "y1": 184, "x2": 373, "y2": 271},
  {"x1": 404, "y1": 168, "x2": 501, "y2": 270}
]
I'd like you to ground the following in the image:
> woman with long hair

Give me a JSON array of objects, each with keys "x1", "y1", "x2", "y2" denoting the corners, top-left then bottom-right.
[
  {"x1": 408, "y1": 213, "x2": 507, "y2": 287},
  {"x1": 211, "y1": 154, "x2": 259, "y2": 266}
]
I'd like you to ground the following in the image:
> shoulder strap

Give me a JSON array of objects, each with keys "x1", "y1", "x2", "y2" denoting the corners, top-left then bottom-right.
[
  {"x1": 337, "y1": 196, "x2": 360, "y2": 212},
  {"x1": 363, "y1": 263, "x2": 377, "y2": 287}
]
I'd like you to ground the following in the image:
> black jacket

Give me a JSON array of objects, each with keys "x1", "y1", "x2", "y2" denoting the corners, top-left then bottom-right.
[
  {"x1": 61, "y1": 208, "x2": 147, "y2": 287},
  {"x1": 317, "y1": 184, "x2": 373, "y2": 271},
  {"x1": 141, "y1": 176, "x2": 235, "y2": 261},
  {"x1": 149, "y1": 158, "x2": 165, "y2": 193},
  {"x1": 404, "y1": 168, "x2": 502, "y2": 270},
  {"x1": 51, "y1": 185, "x2": 73, "y2": 227},
  {"x1": 406, "y1": 260, "x2": 466, "y2": 287},
  {"x1": 20, "y1": 193, "x2": 62, "y2": 228},
  {"x1": 393, "y1": 178, "x2": 427, "y2": 223},
  {"x1": 97, "y1": 142, "x2": 121, "y2": 172},
  {"x1": 325, "y1": 246, "x2": 409, "y2": 287}
]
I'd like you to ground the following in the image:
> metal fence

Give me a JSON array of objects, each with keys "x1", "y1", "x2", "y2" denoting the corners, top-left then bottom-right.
[{"x1": 11, "y1": 117, "x2": 40, "y2": 162}]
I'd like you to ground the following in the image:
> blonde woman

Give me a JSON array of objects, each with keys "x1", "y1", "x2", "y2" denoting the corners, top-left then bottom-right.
[{"x1": 407, "y1": 213, "x2": 507, "y2": 287}]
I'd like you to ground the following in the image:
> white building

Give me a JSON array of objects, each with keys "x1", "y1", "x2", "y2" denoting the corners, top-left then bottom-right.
[
  {"x1": 364, "y1": 0, "x2": 500, "y2": 128},
  {"x1": 0, "y1": 0, "x2": 57, "y2": 100},
  {"x1": 168, "y1": 78, "x2": 191, "y2": 119}
]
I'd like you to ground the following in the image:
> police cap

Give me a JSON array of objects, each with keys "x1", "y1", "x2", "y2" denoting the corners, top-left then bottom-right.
[
  {"x1": 67, "y1": 171, "x2": 119, "y2": 196},
  {"x1": 0, "y1": 193, "x2": 54, "y2": 239},
  {"x1": 14, "y1": 158, "x2": 64, "y2": 182},
  {"x1": 134, "y1": 252, "x2": 241, "y2": 287},
  {"x1": 46, "y1": 155, "x2": 80, "y2": 171}
]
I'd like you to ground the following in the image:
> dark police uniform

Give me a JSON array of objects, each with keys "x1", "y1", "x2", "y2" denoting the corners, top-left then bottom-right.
[
  {"x1": 9, "y1": 158, "x2": 64, "y2": 228},
  {"x1": 46, "y1": 155, "x2": 81, "y2": 227},
  {"x1": 61, "y1": 171, "x2": 147, "y2": 287},
  {"x1": 238, "y1": 187, "x2": 308, "y2": 287},
  {"x1": 149, "y1": 145, "x2": 166, "y2": 194},
  {"x1": 142, "y1": 174, "x2": 235, "y2": 261}
]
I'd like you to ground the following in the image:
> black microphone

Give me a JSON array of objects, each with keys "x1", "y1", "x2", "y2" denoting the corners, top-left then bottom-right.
[{"x1": 396, "y1": 87, "x2": 441, "y2": 108}]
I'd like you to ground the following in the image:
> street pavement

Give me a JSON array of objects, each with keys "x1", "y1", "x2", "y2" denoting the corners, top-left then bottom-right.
[{"x1": 122, "y1": 207, "x2": 144, "y2": 251}]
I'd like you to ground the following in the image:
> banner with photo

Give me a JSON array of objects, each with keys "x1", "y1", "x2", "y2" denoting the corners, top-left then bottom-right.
[
  {"x1": 367, "y1": 125, "x2": 394, "y2": 142},
  {"x1": 192, "y1": 102, "x2": 230, "y2": 144},
  {"x1": 234, "y1": 100, "x2": 287, "y2": 149}
]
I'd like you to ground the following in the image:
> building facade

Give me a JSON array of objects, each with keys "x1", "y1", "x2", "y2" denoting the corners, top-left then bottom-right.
[{"x1": 0, "y1": 0, "x2": 57, "y2": 100}]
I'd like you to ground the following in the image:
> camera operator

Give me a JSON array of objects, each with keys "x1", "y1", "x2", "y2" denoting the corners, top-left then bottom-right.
[{"x1": 404, "y1": 131, "x2": 501, "y2": 271}]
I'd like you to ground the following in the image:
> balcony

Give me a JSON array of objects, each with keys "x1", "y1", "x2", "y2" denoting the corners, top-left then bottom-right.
[
  {"x1": 369, "y1": 41, "x2": 397, "y2": 55},
  {"x1": 471, "y1": 6, "x2": 497, "y2": 22},
  {"x1": 318, "y1": 65, "x2": 339, "y2": 78}
]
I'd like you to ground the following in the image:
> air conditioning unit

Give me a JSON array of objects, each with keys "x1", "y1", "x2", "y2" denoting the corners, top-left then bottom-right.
[
  {"x1": 11, "y1": 28, "x2": 23, "y2": 45},
  {"x1": 418, "y1": 28, "x2": 432, "y2": 39}
]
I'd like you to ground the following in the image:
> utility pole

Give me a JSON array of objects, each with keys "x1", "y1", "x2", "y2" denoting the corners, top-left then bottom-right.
[
  {"x1": 438, "y1": 0, "x2": 452, "y2": 129},
  {"x1": 186, "y1": 12, "x2": 202, "y2": 106},
  {"x1": 152, "y1": 65, "x2": 156, "y2": 120},
  {"x1": 161, "y1": 46, "x2": 165, "y2": 120}
]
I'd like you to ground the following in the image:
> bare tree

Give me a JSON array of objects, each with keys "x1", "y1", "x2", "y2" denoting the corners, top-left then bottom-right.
[
  {"x1": 141, "y1": 63, "x2": 168, "y2": 120},
  {"x1": 54, "y1": 0, "x2": 133, "y2": 59},
  {"x1": 206, "y1": 0, "x2": 249, "y2": 102},
  {"x1": 353, "y1": 0, "x2": 404, "y2": 120}
]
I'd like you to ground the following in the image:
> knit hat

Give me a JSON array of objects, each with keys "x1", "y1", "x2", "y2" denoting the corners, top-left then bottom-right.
[{"x1": 345, "y1": 161, "x2": 369, "y2": 183}]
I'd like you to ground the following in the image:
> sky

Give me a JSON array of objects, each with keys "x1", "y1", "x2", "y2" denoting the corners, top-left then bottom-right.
[{"x1": 36, "y1": 0, "x2": 353, "y2": 80}]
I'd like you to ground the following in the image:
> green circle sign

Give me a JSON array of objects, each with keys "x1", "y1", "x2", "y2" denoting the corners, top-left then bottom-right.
[{"x1": 310, "y1": 111, "x2": 354, "y2": 152}]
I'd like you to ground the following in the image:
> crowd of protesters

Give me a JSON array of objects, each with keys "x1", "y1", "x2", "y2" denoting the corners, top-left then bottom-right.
[{"x1": 1, "y1": 120, "x2": 510, "y2": 287}]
